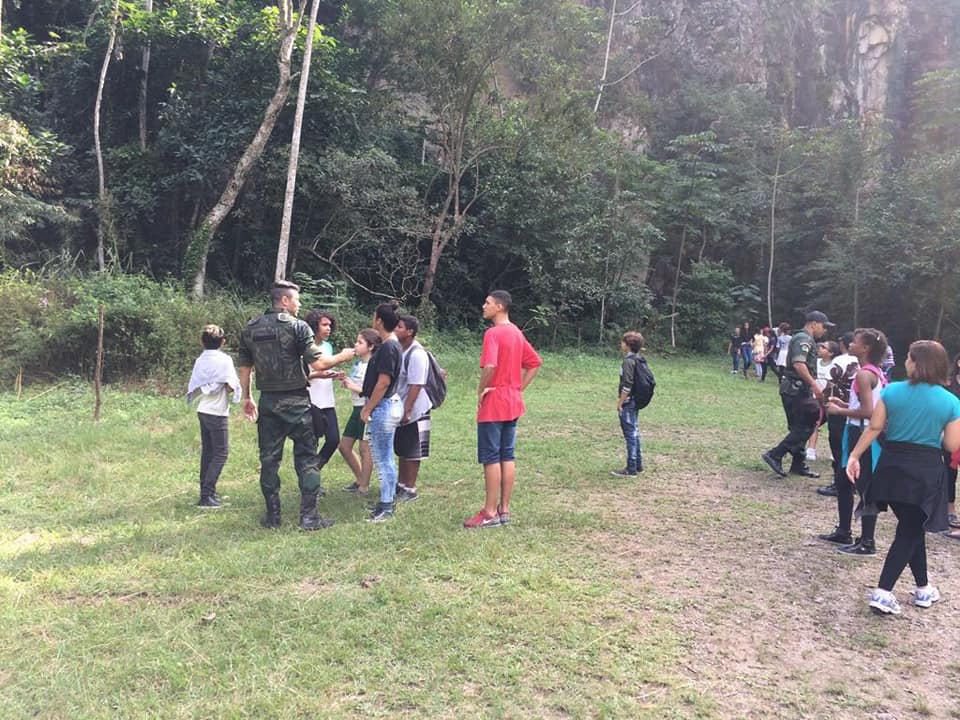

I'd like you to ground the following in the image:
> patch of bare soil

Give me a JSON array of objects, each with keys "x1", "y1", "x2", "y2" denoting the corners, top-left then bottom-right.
[{"x1": 587, "y1": 461, "x2": 960, "y2": 719}]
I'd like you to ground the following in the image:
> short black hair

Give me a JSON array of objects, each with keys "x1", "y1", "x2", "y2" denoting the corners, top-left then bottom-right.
[
  {"x1": 488, "y1": 290, "x2": 512, "y2": 312},
  {"x1": 398, "y1": 314, "x2": 419, "y2": 337},
  {"x1": 839, "y1": 331, "x2": 855, "y2": 349},
  {"x1": 375, "y1": 302, "x2": 400, "y2": 331},
  {"x1": 304, "y1": 309, "x2": 336, "y2": 335},
  {"x1": 201, "y1": 324, "x2": 225, "y2": 350},
  {"x1": 270, "y1": 280, "x2": 300, "y2": 306}
]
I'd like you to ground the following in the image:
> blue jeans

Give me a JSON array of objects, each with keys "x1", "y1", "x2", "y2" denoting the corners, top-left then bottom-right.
[
  {"x1": 618, "y1": 400, "x2": 642, "y2": 472},
  {"x1": 731, "y1": 353, "x2": 740, "y2": 372},
  {"x1": 740, "y1": 344, "x2": 753, "y2": 370},
  {"x1": 367, "y1": 397, "x2": 401, "y2": 506}
]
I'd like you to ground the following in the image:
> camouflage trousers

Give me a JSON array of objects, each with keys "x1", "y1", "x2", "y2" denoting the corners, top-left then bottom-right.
[{"x1": 256, "y1": 390, "x2": 320, "y2": 497}]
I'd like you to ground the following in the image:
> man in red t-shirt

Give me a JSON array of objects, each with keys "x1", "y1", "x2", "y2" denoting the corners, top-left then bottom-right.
[{"x1": 464, "y1": 290, "x2": 542, "y2": 528}]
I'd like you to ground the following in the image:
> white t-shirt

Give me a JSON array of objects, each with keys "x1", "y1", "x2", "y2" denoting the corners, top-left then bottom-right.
[
  {"x1": 307, "y1": 340, "x2": 336, "y2": 409},
  {"x1": 815, "y1": 358, "x2": 832, "y2": 389},
  {"x1": 396, "y1": 340, "x2": 432, "y2": 422},
  {"x1": 197, "y1": 384, "x2": 230, "y2": 416},
  {"x1": 831, "y1": 353, "x2": 858, "y2": 375},
  {"x1": 346, "y1": 359, "x2": 369, "y2": 407}
]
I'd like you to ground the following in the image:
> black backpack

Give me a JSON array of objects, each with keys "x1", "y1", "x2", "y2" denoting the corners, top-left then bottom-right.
[
  {"x1": 631, "y1": 356, "x2": 656, "y2": 409},
  {"x1": 404, "y1": 347, "x2": 447, "y2": 409}
]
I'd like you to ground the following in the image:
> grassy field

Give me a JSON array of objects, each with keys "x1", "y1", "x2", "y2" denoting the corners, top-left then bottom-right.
[{"x1": 2, "y1": 352, "x2": 960, "y2": 719}]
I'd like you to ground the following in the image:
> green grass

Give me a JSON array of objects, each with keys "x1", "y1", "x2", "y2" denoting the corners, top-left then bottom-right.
[{"x1": 3, "y1": 352, "x2": 958, "y2": 719}]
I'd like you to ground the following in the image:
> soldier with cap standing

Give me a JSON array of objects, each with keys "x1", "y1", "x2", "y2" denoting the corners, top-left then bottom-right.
[
  {"x1": 237, "y1": 281, "x2": 355, "y2": 530},
  {"x1": 761, "y1": 311, "x2": 835, "y2": 478}
]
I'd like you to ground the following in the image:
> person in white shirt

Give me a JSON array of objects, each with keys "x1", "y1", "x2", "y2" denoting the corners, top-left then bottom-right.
[
  {"x1": 393, "y1": 315, "x2": 433, "y2": 502},
  {"x1": 304, "y1": 310, "x2": 355, "y2": 492},
  {"x1": 186, "y1": 325, "x2": 241, "y2": 509},
  {"x1": 338, "y1": 329, "x2": 381, "y2": 494}
]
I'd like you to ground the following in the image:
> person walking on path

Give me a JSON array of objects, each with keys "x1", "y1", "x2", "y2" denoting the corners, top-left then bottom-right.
[
  {"x1": 360, "y1": 302, "x2": 405, "y2": 522},
  {"x1": 846, "y1": 340, "x2": 960, "y2": 615},
  {"x1": 611, "y1": 330, "x2": 646, "y2": 477},
  {"x1": 464, "y1": 290, "x2": 542, "y2": 528},
  {"x1": 761, "y1": 312, "x2": 833, "y2": 479},
  {"x1": 238, "y1": 281, "x2": 354, "y2": 530}
]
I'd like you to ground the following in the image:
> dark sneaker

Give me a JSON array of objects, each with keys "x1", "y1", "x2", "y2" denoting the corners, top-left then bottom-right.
[
  {"x1": 343, "y1": 482, "x2": 369, "y2": 495},
  {"x1": 367, "y1": 504, "x2": 395, "y2": 522},
  {"x1": 761, "y1": 452, "x2": 787, "y2": 477},
  {"x1": 838, "y1": 540, "x2": 877, "y2": 556},
  {"x1": 816, "y1": 484, "x2": 838, "y2": 497},
  {"x1": 610, "y1": 468, "x2": 638, "y2": 477},
  {"x1": 496, "y1": 504, "x2": 511, "y2": 526},
  {"x1": 818, "y1": 528, "x2": 853, "y2": 545},
  {"x1": 396, "y1": 486, "x2": 420, "y2": 502},
  {"x1": 790, "y1": 465, "x2": 820, "y2": 479},
  {"x1": 197, "y1": 496, "x2": 222, "y2": 509},
  {"x1": 299, "y1": 514, "x2": 334, "y2": 531},
  {"x1": 463, "y1": 509, "x2": 501, "y2": 529}
]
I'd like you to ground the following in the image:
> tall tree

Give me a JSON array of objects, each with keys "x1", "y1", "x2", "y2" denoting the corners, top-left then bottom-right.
[
  {"x1": 276, "y1": 0, "x2": 321, "y2": 283},
  {"x1": 93, "y1": 0, "x2": 121, "y2": 271},
  {"x1": 187, "y1": 0, "x2": 301, "y2": 298}
]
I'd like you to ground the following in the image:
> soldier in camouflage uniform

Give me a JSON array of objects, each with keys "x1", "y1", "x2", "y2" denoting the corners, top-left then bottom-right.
[
  {"x1": 238, "y1": 281, "x2": 355, "y2": 530},
  {"x1": 761, "y1": 311, "x2": 834, "y2": 478}
]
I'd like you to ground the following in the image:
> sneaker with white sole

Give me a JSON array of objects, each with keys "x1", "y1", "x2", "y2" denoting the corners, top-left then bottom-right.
[
  {"x1": 913, "y1": 585, "x2": 941, "y2": 608},
  {"x1": 868, "y1": 588, "x2": 902, "y2": 616}
]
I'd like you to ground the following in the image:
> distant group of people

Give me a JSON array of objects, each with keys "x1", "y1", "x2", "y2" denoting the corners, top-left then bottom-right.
[
  {"x1": 759, "y1": 311, "x2": 960, "y2": 616},
  {"x1": 185, "y1": 282, "x2": 541, "y2": 530}
]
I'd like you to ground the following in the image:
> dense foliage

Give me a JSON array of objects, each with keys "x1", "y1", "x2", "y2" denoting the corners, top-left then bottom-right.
[{"x1": 2, "y1": 0, "x2": 959, "y2": 359}]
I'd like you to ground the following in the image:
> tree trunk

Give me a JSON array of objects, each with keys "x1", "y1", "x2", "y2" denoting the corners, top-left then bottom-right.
[
  {"x1": 670, "y1": 225, "x2": 686, "y2": 348},
  {"x1": 594, "y1": 0, "x2": 617, "y2": 114},
  {"x1": 138, "y1": 0, "x2": 153, "y2": 151},
  {"x1": 94, "y1": 0, "x2": 121, "y2": 271},
  {"x1": 766, "y1": 148, "x2": 782, "y2": 329},
  {"x1": 276, "y1": 0, "x2": 320, "y2": 282},
  {"x1": 852, "y1": 187, "x2": 860, "y2": 327},
  {"x1": 189, "y1": 0, "x2": 298, "y2": 298}
]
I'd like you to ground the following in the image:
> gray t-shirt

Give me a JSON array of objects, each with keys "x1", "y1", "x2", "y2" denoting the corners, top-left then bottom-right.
[{"x1": 397, "y1": 340, "x2": 433, "y2": 422}]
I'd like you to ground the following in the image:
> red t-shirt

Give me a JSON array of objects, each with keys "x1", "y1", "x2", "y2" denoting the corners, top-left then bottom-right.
[{"x1": 477, "y1": 322, "x2": 542, "y2": 423}]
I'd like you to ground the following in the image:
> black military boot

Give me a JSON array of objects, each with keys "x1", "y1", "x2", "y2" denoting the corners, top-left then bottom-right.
[
  {"x1": 299, "y1": 492, "x2": 334, "y2": 531},
  {"x1": 261, "y1": 493, "x2": 281, "y2": 529}
]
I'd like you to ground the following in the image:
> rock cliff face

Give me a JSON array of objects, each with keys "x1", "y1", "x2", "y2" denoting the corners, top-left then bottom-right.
[{"x1": 592, "y1": 0, "x2": 955, "y2": 132}]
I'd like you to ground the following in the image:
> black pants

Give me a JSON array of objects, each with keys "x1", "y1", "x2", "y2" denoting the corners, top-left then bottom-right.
[
  {"x1": 878, "y1": 502, "x2": 928, "y2": 591},
  {"x1": 771, "y1": 393, "x2": 819, "y2": 467},
  {"x1": 198, "y1": 412, "x2": 229, "y2": 498},
  {"x1": 835, "y1": 426, "x2": 877, "y2": 541},
  {"x1": 310, "y1": 406, "x2": 340, "y2": 466}
]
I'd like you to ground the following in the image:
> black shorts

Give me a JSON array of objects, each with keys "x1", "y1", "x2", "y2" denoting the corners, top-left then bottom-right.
[{"x1": 394, "y1": 414, "x2": 431, "y2": 460}]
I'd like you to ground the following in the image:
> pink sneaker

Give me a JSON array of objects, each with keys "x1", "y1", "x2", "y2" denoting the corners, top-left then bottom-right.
[{"x1": 463, "y1": 509, "x2": 501, "y2": 529}]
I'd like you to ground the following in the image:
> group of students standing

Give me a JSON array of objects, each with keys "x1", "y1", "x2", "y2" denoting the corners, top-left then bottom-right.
[{"x1": 760, "y1": 312, "x2": 960, "y2": 616}]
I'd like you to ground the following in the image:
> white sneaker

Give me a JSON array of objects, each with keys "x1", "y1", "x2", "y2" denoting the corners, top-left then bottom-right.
[
  {"x1": 869, "y1": 588, "x2": 902, "y2": 615},
  {"x1": 805, "y1": 448, "x2": 817, "y2": 462},
  {"x1": 913, "y1": 585, "x2": 941, "y2": 608}
]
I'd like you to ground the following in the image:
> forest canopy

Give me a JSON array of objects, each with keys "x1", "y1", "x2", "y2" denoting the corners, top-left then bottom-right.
[{"x1": 2, "y1": 0, "x2": 960, "y2": 354}]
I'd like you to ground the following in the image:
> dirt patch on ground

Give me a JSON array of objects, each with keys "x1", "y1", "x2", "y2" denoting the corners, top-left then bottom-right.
[{"x1": 585, "y1": 462, "x2": 960, "y2": 719}]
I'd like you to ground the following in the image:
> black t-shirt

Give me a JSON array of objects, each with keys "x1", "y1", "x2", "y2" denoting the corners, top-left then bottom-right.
[{"x1": 362, "y1": 338, "x2": 403, "y2": 399}]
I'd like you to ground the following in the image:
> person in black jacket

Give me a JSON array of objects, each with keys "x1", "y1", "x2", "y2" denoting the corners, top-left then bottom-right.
[{"x1": 612, "y1": 331, "x2": 645, "y2": 477}]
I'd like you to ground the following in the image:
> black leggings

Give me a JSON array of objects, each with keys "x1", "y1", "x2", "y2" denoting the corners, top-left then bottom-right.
[
  {"x1": 878, "y1": 502, "x2": 928, "y2": 591},
  {"x1": 835, "y1": 426, "x2": 877, "y2": 543},
  {"x1": 310, "y1": 406, "x2": 340, "y2": 466}
]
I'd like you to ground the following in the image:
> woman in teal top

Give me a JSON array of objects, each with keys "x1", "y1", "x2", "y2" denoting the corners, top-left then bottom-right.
[{"x1": 847, "y1": 340, "x2": 960, "y2": 616}]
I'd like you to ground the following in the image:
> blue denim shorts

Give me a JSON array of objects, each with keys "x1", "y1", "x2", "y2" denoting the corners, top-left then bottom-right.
[{"x1": 477, "y1": 419, "x2": 518, "y2": 465}]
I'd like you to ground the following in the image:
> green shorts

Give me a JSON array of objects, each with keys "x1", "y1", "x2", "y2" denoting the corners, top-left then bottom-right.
[{"x1": 342, "y1": 405, "x2": 366, "y2": 440}]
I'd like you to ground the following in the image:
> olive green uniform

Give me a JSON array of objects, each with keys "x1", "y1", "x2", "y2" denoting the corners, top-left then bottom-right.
[
  {"x1": 238, "y1": 310, "x2": 323, "y2": 498},
  {"x1": 768, "y1": 329, "x2": 820, "y2": 466}
]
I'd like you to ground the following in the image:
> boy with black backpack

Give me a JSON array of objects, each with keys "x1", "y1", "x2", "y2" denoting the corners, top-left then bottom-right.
[{"x1": 612, "y1": 331, "x2": 655, "y2": 477}]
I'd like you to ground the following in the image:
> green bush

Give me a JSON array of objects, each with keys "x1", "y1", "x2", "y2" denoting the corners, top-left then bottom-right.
[{"x1": 0, "y1": 270, "x2": 262, "y2": 389}]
